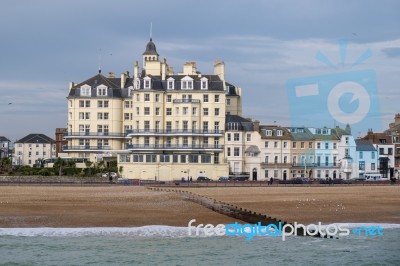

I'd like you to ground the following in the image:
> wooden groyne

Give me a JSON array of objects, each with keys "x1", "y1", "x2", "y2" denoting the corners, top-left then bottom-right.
[{"x1": 148, "y1": 187, "x2": 334, "y2": 239}]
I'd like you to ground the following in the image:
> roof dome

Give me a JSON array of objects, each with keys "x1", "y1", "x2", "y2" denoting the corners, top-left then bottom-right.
[{"x1": 143, "y1": 38, "x2": 159, "y2": 56}]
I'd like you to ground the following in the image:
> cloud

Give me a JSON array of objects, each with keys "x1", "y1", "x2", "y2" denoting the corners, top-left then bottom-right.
[{"x1": 381, "y1": 47, "x2": 400, "y2": 58}]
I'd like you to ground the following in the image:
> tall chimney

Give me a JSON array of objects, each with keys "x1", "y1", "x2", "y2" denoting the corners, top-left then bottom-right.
[
  {"x1": 134, "y1": 61, "x2": 139, "y2": 79},
  {"x1": 214, "y1": 59, "x2": 225, "y2": 81}
]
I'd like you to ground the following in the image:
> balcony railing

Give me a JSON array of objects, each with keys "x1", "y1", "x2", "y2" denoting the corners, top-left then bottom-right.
[
  {"x1": 64, "y1": 132, "x2": 126, "y2": 138},
  {"x1": 125, "y1": 144, "x2": 224, "y2": 150},
  {"x1": 172, "y1": 99, "x2": 201, "y2": 104},
  {"x1": 291, "y1": 163, "x2": 339, "y2": 168},
  {"x1": 62, "y1": 145, "x2": 112, "y2": 151},
  {"x1": 125, "y1": 129, "x2": 224, "y2": 136},
  {"x1": 261, "y1": 163, "x2": 292, "y2": 168}
]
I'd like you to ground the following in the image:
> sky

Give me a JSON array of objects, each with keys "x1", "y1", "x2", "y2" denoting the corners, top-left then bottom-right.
[{"x1": 0, "y1": 0, "x2": 399, "y2": 141}]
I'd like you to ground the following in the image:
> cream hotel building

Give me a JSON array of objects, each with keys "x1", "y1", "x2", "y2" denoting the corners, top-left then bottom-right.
[{"x1": 66, "y1": 38, "x2": 242, "y2": 181}]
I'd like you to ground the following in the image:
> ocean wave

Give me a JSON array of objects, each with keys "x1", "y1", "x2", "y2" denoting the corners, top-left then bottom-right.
[{"x1": 1, "y1": 223, "x2": 399, "y2": 237}]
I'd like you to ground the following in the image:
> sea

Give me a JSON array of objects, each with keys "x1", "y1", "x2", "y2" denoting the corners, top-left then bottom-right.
[{"x1": 1, "y1": 224, "x2": 400, "y2": 266}]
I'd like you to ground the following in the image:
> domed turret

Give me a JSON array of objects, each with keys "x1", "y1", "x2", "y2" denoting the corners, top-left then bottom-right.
[{"x1": 143, "y1": 38, "x2": 159, "y2": 56}]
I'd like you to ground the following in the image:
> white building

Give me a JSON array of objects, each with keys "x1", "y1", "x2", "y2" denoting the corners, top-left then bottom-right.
[{"x1": 14, "y1": 134, "x2": 56, "y2": 167}]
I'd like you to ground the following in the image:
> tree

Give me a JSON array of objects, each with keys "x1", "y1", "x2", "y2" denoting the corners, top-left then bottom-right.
[
  {"x1": 85, "y1": 160, "x2": 94, "y2": 176},
  {"x1": 53, "y1": 157, "x2": 67, "y2": 176}
]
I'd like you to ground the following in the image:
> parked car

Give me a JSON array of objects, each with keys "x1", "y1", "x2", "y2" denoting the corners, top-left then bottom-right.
[
  {"x1": 218, "y1": 176, "x2": 230, "y2": 182},
  {"x1": 231, "y1": 176, "x2": 249, "y2": 181},
  {"x1": 292, "y1": 177, "x2": 309, "y2": 184},
  {"x1": 197, "y1": 176, "x2": 212, "y2": 181},
  {"x1": 102, "y1": 172, "x2": 118, "y2": 178}
]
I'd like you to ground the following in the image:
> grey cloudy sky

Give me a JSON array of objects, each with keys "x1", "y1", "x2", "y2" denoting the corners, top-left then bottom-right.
[{"x1": 0, "y1": 0, "x2": 399, "y2": 141}]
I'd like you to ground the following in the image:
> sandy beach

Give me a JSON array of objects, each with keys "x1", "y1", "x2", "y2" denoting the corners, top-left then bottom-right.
[{"x1": 0, "y1": 185, "x2": 399, "y2": 227}]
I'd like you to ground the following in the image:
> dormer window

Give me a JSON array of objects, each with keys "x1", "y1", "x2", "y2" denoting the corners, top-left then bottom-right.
[
  {"x1": 167, "y1": 78, "x2": 175, "y2": 90},
  {"x1": 200, "y1": 77, "x2": 208, "y2": 90},
  {"x1": 181, "y1": 76, "x2": 193, "y2": 90},
  {"x1": 97, "y1": 85, "x2": 108, "y2": 97},
  {"x1": 277, "y1": 130, "x2": 283, "y2": 136},
  {"x1": 265, "y1": 130, "x2": 272, "y2": 136},
  {"x1": 80, "y1": 85, "x2": 91, "y2": 97},
  {"x1": 143, "y1": 77, "x2": 151, "y2": 89},
  {"x1": 128, "y1": 86, "x2": 134, "y2": 96}
]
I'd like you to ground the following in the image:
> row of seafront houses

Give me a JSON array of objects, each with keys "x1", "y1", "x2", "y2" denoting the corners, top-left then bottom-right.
[
  {"x1": 2, "y1": 118, "x2": 399, "y2": 181},
  {"x1": 1, "y1": 38, "x2": 399, "y2": 181}
]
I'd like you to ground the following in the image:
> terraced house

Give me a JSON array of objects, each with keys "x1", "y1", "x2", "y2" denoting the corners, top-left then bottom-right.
[{"x1": 65, "y1": 38, "x2": 242, "y2": 180}]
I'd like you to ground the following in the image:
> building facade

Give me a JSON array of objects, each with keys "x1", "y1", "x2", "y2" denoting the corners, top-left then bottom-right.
[
  {"x1": 0, "y1": 136, "x2": 11, "y2": 159},
  {"x1": 65, "y1": 38, "x2": 243, "y2": 180},
  {"x1": 14, "y1": 134, "x2": 56, "y2": 167}
]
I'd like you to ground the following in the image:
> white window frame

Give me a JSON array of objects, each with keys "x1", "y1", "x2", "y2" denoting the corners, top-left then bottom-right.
[
  {"x1": 97, "y1": 85, "x2": 108, "y2": 96},
  {"x1": 80, "y1": 85, "x2": 91, "y2": 97},
  {"x1": 167, "y1": 78, "x2": 175, "y2": 90},
  {"x1": 143, "y1": 77, "x2": 151, "y2": 89},
  {"x1": 200, "y1": 77, "x2": 208, "y2": 90},
  {"x1": 181, "y1": 76, "x2": 193, "y2": 90}
]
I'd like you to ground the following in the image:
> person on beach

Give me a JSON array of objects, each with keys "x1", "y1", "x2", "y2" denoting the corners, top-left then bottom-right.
[{"x1": 109, "y1": 173, "x2": 113, "y2": 184}]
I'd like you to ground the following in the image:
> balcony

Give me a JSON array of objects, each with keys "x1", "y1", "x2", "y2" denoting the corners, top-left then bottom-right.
[
  {"x1": 291, "y1": 163, "x2": 339, "y2": 168},
  {"x1": 261, "y1": 163, "x2": 292, "y2": 169},
  {"x1": 62, "y1": 145, "x2": 112, "y2": 151},
  {"x1": 172, "y1": 99, "x2": 201, "y2": 104},
  {"x1": 125, "y1": 144, "x2": 224, "y2": 151},
  {"x1": 125, "y1": 129, "x2": 224, "y2": 137},
  {"x1": 64, "y1": 132, "x2": 126, "y2": 138}
]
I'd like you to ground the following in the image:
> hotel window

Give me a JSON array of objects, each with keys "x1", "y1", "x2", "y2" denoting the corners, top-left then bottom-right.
[
  {"x1": 167, "y1": 95, "x2": 172, "y2": 102},
  {"x1": 227, "y1": 147, "x2": 231, "y2": 156},
  {"x1": 301, "y1": 142, "x2": 304, "y2": 148},
  {"x1": 133, "y1": 155, "x2": 144, "y2": 162},
  {"x1": 325, "y1": 142, "x2": 329, "y2": 149},
  {"x1": 167, "y1": 78, "x2": 174, "y2": 90},
  {"x1": 80, "y1": 85, "x2": 91, "y2": 96},
  {"x1": 359, "y1": 161, "x2": 365, "y2": 170},
  {"x1": 144, "y1": 107, "x2": 150, "y2": 115},
  {"x1": 214, "y1": 108, "x2": 220, "y2": 116},
  {"x1": 201, "y1": 78, "x2": 208, "y2": 90},
  {"x1": 124, "y1": 101, "x2": 130, "y2": 108},
  {"x1": 234, "y1": 133, "x2": 240, "y2": 141},
  {"x1": 192, "y1": 107, "x2": 197, "y2": 115},
  {"x1": 166, "y1": 108, "x2": 172, "y2": 116},
  {"x1": 265, "y1": 130, "x2": 272, "y2": 136},
  {"x1": 274, "y1": 142, "x2": 278, "y2": 148},
  {"x1": 85, "y1": 100, "x2": 90, "y2": 107},
  {"x1": 371, "y1": 152, "x2": 375, "y2": 159},
  {"x1": 155, "y1": 94, "x2": 160, "y2": 102},
  {"x1": 317, "y1": 142, "x2": 321, "y2": 149},
  {"x1": 203, "y1": 95, "x2": 209, "y2": 102},
  {"x1": 203, "y1": 121, "x2": 209, "y2": 132},
  {"x1": 226, "y1": 99, "x2": 231, "y2": 105},
  {"x1": 136, "y1": 94, "x2": 140, "y2": 101},
  {"x1": 79, "y1": 100, "x2": 85, "y2": 107},
  {"x1": 183, "y1": 121, "x2": 189, "y2": 132},
  {"x1": 97, "y1": 85, "x2": 107, "y2": 96},
  {"x1": 183, "y1": 107, "x2": 188, "y2": 115},
  {"x1": 203, "y1": 137, "x2": 209, "y2": 146},
  {"x1": 283, "y1": 142, "x2": 287, "y2": 148},
  {"x1": 234, "y1": 147, "x2": 240, "y2": 156},
  {"x1": 247, "y1": 134, "x2": 251, "y2": 141},
  {"x1": 155, "y1": 121, "x2": 160, "y2": 132},
  {"x1": 265, "y1": 141, "x2": 269, "y2": 148},
  {"x1": 276, "y1": 130, "x2": 283, "y2": 136},
  {"x1": 203, "y1": 108, "x2": 209, "y2": 116},
  {"x1": 134, "y1": 79, "x2": 140, "y2": 89},
  {"x1": 292, "y1": 142, "x2": 297, "y2": 148},
  {"x1": 214, "y1": 95, "x2": 220, "y2": 102},
  {"x1": 371, "y1": 163, "x2": 375, "y2": 170},
  {"x1": 325, "y1": 156, "x2": 329, "y2": 166},
  {"x1": 144, "y1": 78, "x2": 151, "y2": 89},
  {"x1": 192, "y1": 121, "x2": 197, "y2": 131},
  {"x1": 155, "y1": 107, "x2": 160, "y2": 116},
  {"x1": 144, "y1": 121, "x2": 150, "y2": 131},
  {"x1": 309, "y1": 142, "x2": 313, "y2": 148},
  {"x1": 265, "y1": 170, "x2": 269, "y2": 178},
  {"x1": 227, "y1": 133, "x2": 231, "y2": 141},
  {"x1": 144, "y1": 94, "x2": 150, "y2": 101},
  {"x1": 359, "y1": 152, "x2": 363, "y2": 159},
  {"x1": 214, "y1": 122, "x2": 220, "y2": 131},
  {"x1": 136, "y1": 107, "x2": 140, "y2": 115},
  {"x1": 346, "y1": 137, "x2": 349, "y2": 144},
  {"x1": 166, "y1": 122, "x2": 172, "y2": 132},
  {"x1": 333, "y1": 143, "x2": 337, "y2": 149},
  {"x1": 124, "y1": 113, "x2": 129, "y2": 121},
  {"x1": 284, "y1": 156, "x2": 288, "y2": 164},
  {"x1": 333, "y1": 156, "x2": 337, "y2": 166}
]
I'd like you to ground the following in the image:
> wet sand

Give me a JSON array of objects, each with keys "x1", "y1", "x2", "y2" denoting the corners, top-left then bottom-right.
[{"x1": 0, "y1": 185, "x2": 399, "y2": 227}]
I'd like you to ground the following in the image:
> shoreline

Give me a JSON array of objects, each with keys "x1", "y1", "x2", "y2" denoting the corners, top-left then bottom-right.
[{"x1": 0, "y1": 185, "x2": 399, "y2": 228}]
